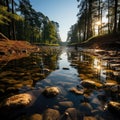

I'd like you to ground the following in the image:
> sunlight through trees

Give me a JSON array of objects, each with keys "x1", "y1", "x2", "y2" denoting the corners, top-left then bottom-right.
[{"x1": 67, "y1": 0, "x2": 120, "y2": 44}]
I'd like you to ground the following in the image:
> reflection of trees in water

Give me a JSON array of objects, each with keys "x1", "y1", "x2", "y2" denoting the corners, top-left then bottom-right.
[
  {"x1": 0, "y1": 47, "x2": 62, "y2": 100},
  {"x1": 67, "y1": 50, "x2": 118, "y2": 83},
  {"x1": 41, "y1": 47, "x2": 62, "y2": 70}
]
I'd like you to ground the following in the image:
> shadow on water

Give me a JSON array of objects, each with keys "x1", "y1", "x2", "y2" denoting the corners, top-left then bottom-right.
[{"x1": 0, "y1": 47, "x2": 120, "y2": 120}]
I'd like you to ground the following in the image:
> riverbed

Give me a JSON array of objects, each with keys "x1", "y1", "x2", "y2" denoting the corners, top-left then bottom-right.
[{"x1": 0, "y1": 47, "x2": 120, "y2": 120}]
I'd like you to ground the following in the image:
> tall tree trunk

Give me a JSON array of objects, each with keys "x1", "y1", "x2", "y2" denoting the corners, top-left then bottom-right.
[
  {"x1": 87, "y1": 0, "x2": 92, "y2": 38},
  {"x1": 83, "y1": 1, "x2": 87, "y2": 41},
  {"x1": 113, "y1": 0, "x2": 118, "y2": 33},
  {"x1": 98, "y1": 0, "x2": 101, "y2": 35},
  {"x1": 84, "y1": 12, "x2": 87, "y2": 41},
  {"x1": 6, "y1": 0, "x2": 11, "y2": 39},
  {"x1": 108, "y1": 0, "x2": 110, "y2": 33},
  {"x1": 100, "y1": 1, "x2": 103, "y2": 34},
  {"x1": 12, "y1": 0, "x2": 16, "y2": 40},
  {"x1": 118, "y1": 14, "x2": 120, "y2": 32}
]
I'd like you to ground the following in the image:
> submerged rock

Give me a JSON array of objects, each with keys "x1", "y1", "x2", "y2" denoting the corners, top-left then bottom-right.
[
  {"x1": 28, "y1": 114, "x2": 42, "y2": 120},
  {"x1": 62, "y1": 67, "x2": 70, "y2": 70},
  {"x1": 2, "y1": 93, "x2": 32, "y2": 108},
  {"x1": 83, "y1": 116, "x2": 97, "y2": 120},
  {"x1": 107, "y1": 101, "x2": 120, "y2": 115},
  {"x1": 69, "y1": 87, "x2": 84, "y2": 95},
  {"x1": 104, "y1": 81, "x2": 117, "y2": 87},
  {"x1": 43, "y1": 68, "x2": 51, "y2": 74},
  {"x1": 42, "y1": 86, "x2": 60, "y2": 97},
  {"x1": 81, "y1": 80, "x2": 103, "y2": 88},
  {"x1": 104, "y1": 81, "x2": 120, "y2": 93},
  {"x1": 70, "y1": 63, "x2": 78, "y2": 68},
  {"x1": 43, "y1": 108, "x2": 60, "y2": 120},
  {"x1": 62, "y1": 108, "x2": 82, "y2": 120},
  {"x1": 59, "y1": 101, "x2": 74, "y2": 108},
  {"x1": 79, "y1": 102, "x2": 93, "y2": 115}
]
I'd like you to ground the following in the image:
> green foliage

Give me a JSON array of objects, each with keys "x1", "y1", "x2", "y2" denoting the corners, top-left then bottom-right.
[
  {"x1": 0, "y1": 5, "x2": 11, "y2": 25},
  {"x1": 0, "y1": 5, "x2": 23, "y2": 25},
  {"x1": 0, "y1": 0, "x2": 61, "y2": 44},
  {"x1": 67, "y1": 0, "x2": 120, "y2": 45}
]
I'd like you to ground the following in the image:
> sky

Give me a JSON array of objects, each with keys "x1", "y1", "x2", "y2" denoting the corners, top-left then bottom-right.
[{"x1": 30, "y1": 0, "x2": 78, "y2": 42}]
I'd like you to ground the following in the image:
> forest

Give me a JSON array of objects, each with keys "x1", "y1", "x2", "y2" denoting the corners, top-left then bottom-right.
[
  {"x1": 1, "y1": 0, "x2": 120, "y2": 47},
  {"x1": 67, "y1": 0, "x2": 120, "y2": 46},
  {"x1": 0, "y1": 0, "x2": 61, "y2": 45}
]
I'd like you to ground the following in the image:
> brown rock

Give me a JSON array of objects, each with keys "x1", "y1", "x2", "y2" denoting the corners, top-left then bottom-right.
[
  {"x1": 28, "y1": 114, "x2": 42, "y2": 120},
  {"x1": 59, "y1": 101, "x2": 74, "y2": 108},
  {"x1": 43, "y1": 108, "x2": 60, "y2": 120},
  {"x1": 2, "y1": 93, "x2": 32, "y2": 108},
  {"x1": 69, "y1": 87, "x2": 84, "y2": 95},
  {"x1": 42, "y1": 86, "x2": 60, "y2": 97},
  {"x1": 62, "y1": 108, "x2": 82, "y2": 120}
]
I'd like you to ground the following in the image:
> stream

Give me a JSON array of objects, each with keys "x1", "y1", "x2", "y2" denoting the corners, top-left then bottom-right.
[{"x1": 0, "y1": 47, "x2": 120, "y2": 120}]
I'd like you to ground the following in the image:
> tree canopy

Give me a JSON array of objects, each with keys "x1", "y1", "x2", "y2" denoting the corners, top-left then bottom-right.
[
  {"x1": 67, "y1": 0, "x2": 120, "y2": 44},
  {"x1": 0, "y1": 0, "x2": 61, "y2": 45}
]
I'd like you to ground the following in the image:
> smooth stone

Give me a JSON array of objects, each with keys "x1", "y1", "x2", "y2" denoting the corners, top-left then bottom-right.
[
  {"x1": 62, "y1": 67, "x2": 70, "y2": 70},
  {"x1": 81, "y1": 80, "x2": 103, "y2": 88},
  {"x1": 110, "y1": 85, "x2": 120, "y2": 92},
  {"x1": 28, "y1": 114, "x2": 42, "y2": 120},
  {"x1": 62, "y1": 108, "x2": 82, "y2": 120},
  {"x1": 2, "y1": 93, "x2": 32, "y2": 108},
  {"x1": 69, "y1": 87, "x2": 84, "y2": 95},
  {"x1": 43, "y1": 108, "x2": 60, "y2": 120},
  {"x1": 59, "y1": 101, "x2": 74, "y2": 108},
  {"x1": 43, "y1": 68, "x2": 51, "y2": 74},
  {"x1": 79, "y1": 102, "x2": 93, "y2": 115},
  {"x1": 83, "y1": 116, "x2": 97, "y2": 120},
  {"x1": 104, "y1": 81, "x2": 117, "y2": 87},
  {"x1": 42, "y1": 86, "x2": 60, "y2": 97},
  {"x1": 107, "y1": 101, "x2": 120, "y2": 115}
]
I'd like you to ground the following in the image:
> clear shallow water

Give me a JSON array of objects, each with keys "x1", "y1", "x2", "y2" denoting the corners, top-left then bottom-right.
[
  {"x1": 0, "y1": 47, "x2": 119, "y2": 120},
  {"x1": 37, "y1": 48, "x2": 80, "y2": 87},
  {"x1": 33, "y1": 47, "x2": 119, "y2": 119},
  {"x1": 35, "y1": 48, "x2": 82, "y2": 110}
]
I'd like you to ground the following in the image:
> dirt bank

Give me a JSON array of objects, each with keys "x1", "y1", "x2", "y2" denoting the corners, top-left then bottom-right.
[
  {"x1": 78, "y1": 33, "x2": 120, "y2": 50},
  {"x1": 0, "y1": 33, "x2": 38, "y2": 61}
]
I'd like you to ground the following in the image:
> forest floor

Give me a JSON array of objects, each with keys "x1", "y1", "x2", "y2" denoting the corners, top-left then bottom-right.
[
  {"x1": 78, "y1": 33, "x2": 120, "y2": 50},
  {"x1": 0, "y1": 33, "x2": 38, "y2": 61}
]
